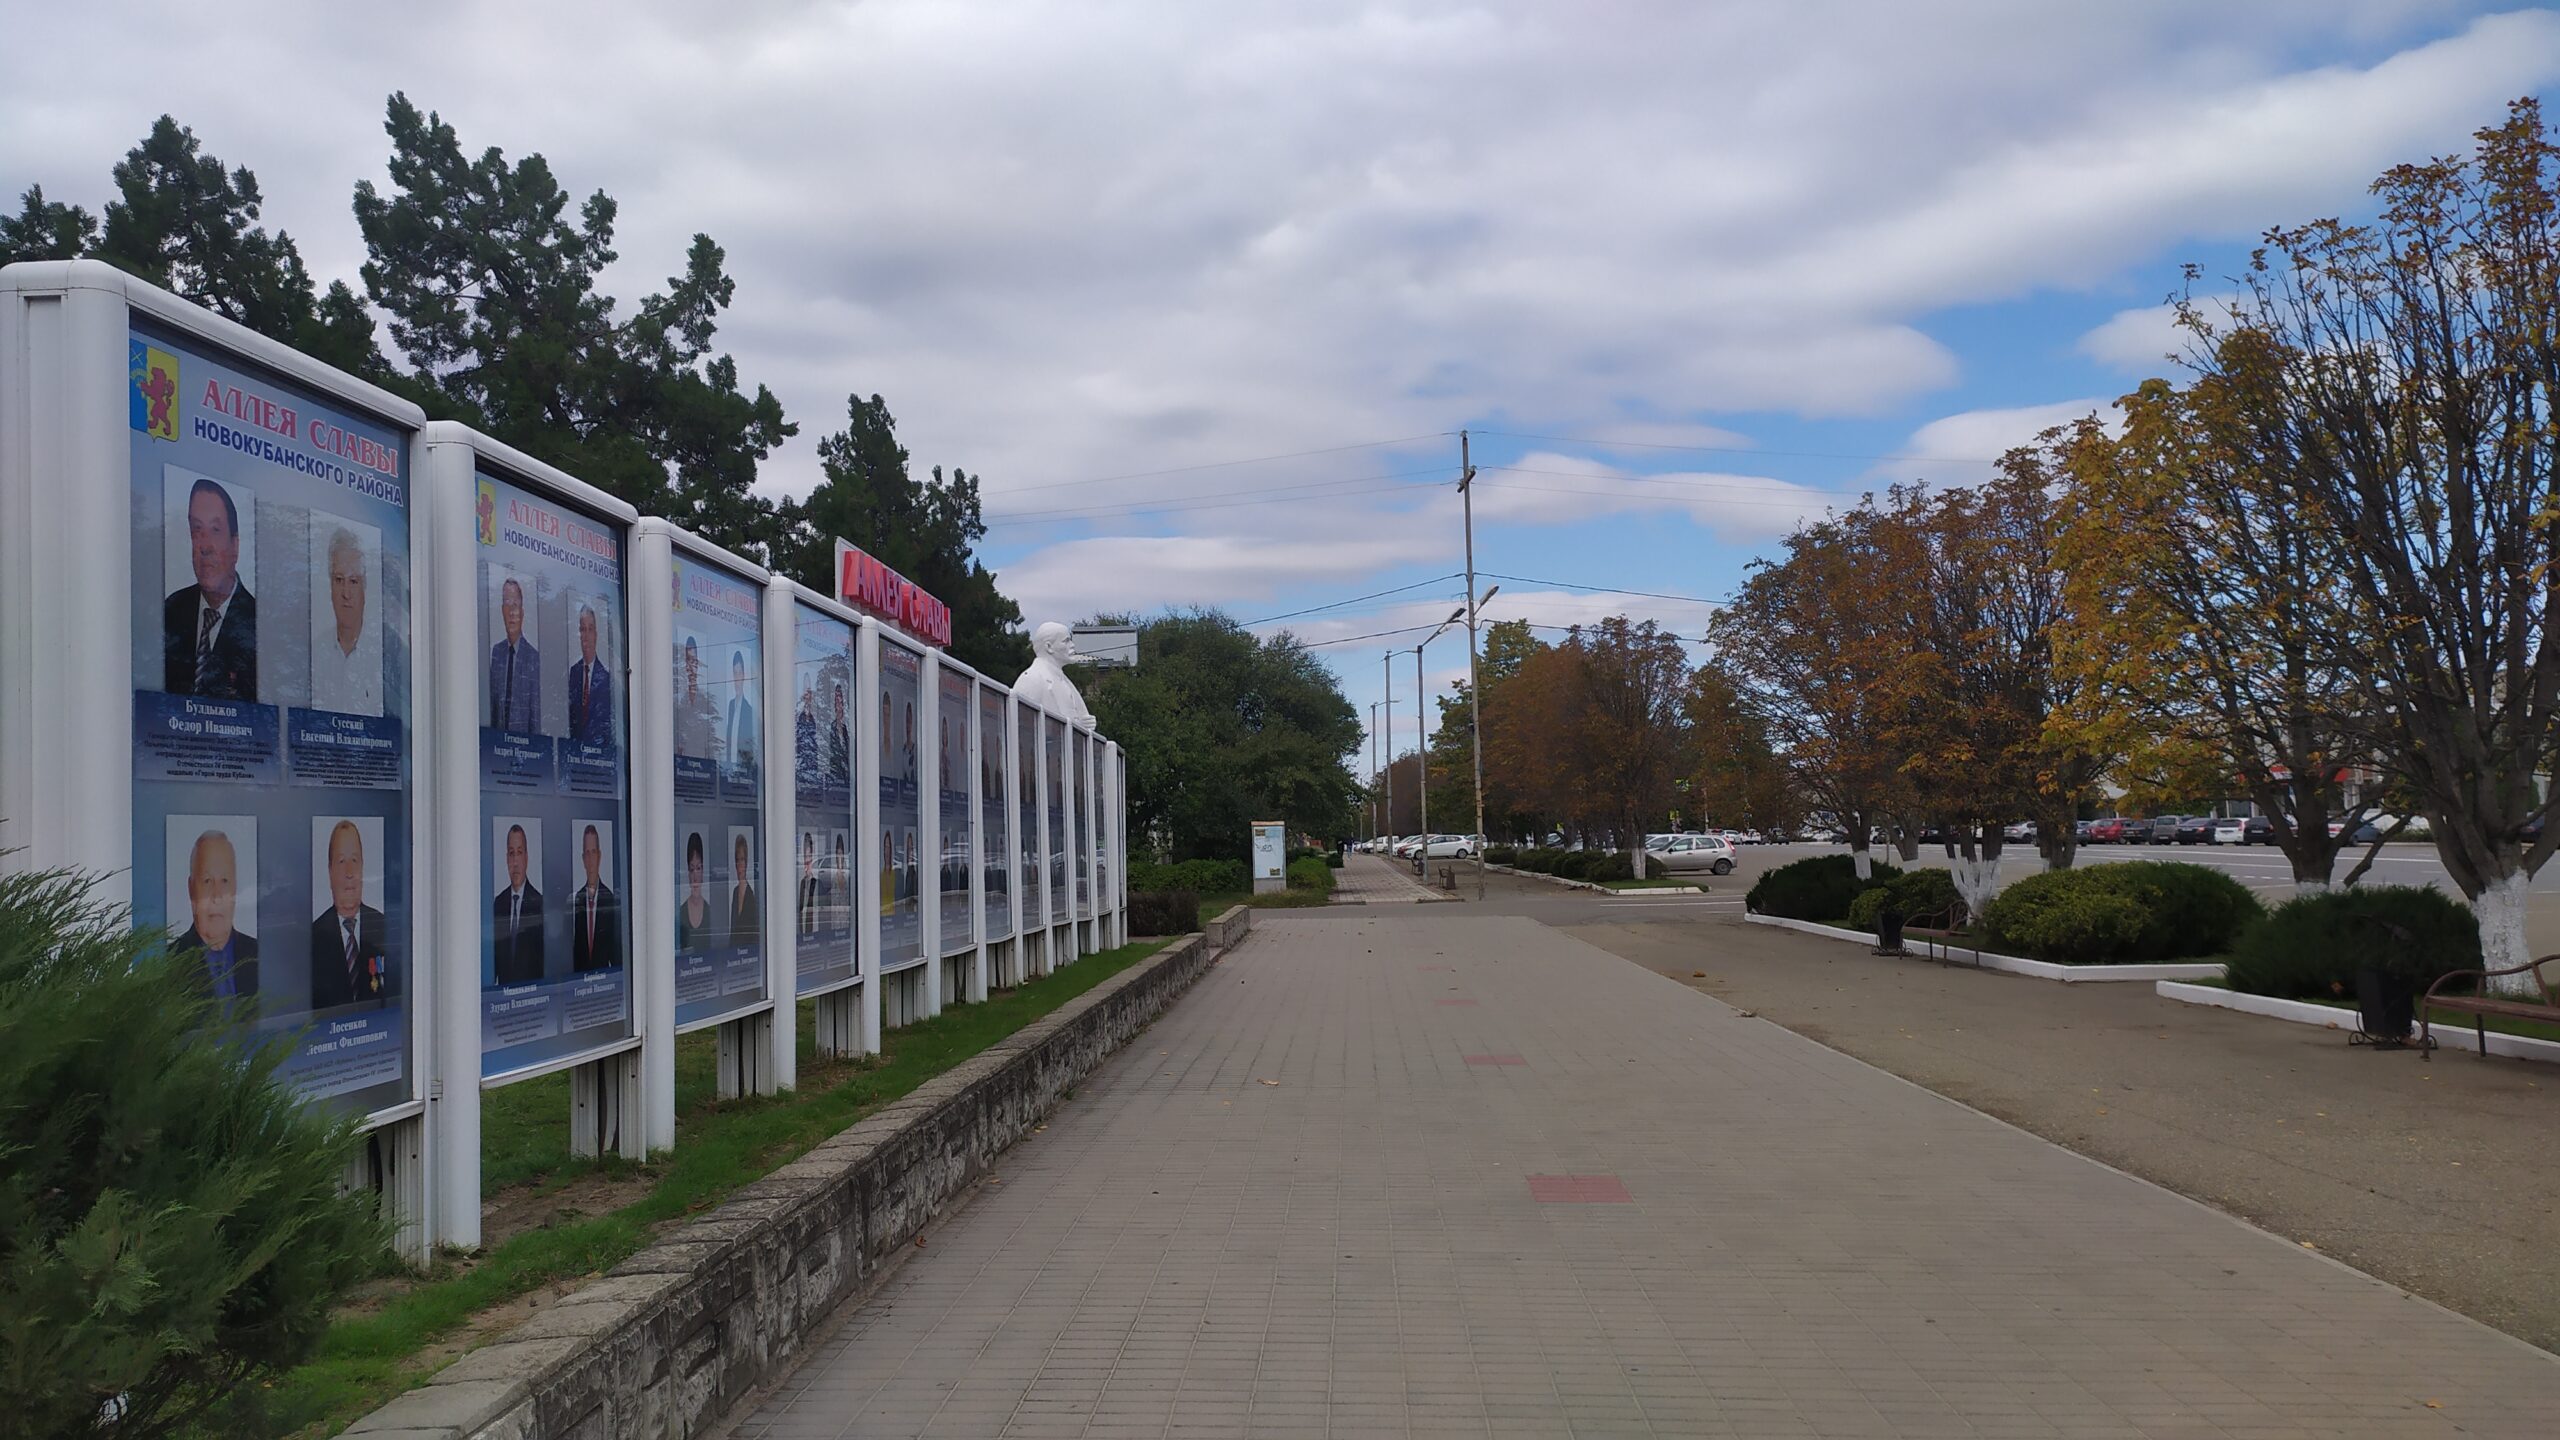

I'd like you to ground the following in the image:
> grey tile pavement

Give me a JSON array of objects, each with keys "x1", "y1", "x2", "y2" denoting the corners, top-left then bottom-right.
[
  {"x1": 1331, "y1": 853, "x2": 1453, "y2": 904},
  {"x1": 733, "y1": 911, "x2": 2560, "y2": 1439}
]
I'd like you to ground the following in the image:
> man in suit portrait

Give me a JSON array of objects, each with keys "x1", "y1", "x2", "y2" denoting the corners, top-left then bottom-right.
[
  {"x1": 729, "y1": 832, "x2": 760, "y2": 945},
  {"x1": 797, "y1": 832, "x2": 819, "y2": 936},
  {"x1": 902, "y1": 703, "x2": 918, "y2": 790},
  {"x1": 828, "y1": 683, "x2": 852, "y2": 782},
  {"x1": 795, "y1": 681, "x2": 821, "y2": 780},
  {"x1": 569, "y1": 823, "x2": 621, "y2": 973},
  {"x1": 725, "y1": 651, "x2": 758, "y2": 778},
  {"x1": 567, "y1": 605, "x2": 613, "y2": 745},
  {"x1": 492, "y1": 822, "x2": 546, "y2": 984},
  {"x1": 163, "y1": 477, "x2": 257, "y2": 700},
  {"x1": 308, "y1": 820, "x2": 388, "y2": 1009},
  {"x1": 676, "y1": 638, "x2": 716, "y2": 758},
  {"x1": 489, "y1": 577, "x2": 541, "y2": 732},
  {"x1": 172, "y1": 827, "x2": 258, "y2": 1008}
]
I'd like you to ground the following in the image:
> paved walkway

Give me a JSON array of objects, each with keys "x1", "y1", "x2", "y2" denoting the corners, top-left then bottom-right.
[
  {"x1": 737, "y1": 911, "x2": 2560, "y2": 1439},
  {"x1": 1330, "y1": 852, "x2": 1451, "y2": 904}
]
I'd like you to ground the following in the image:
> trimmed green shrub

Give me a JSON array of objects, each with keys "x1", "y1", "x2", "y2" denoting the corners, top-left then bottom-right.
[
  {"x1": 1979, "y1": 861, "x2": 2259, "y2": 963},
  {"x1": 1747, "y1": 854, "x2": 1902, "y2": 921},
  {"x1": 1325, "y1": 848, "x2": 1345, "y2": 869},
  {"x1": 1556, "y1": 850, "x2": 1605, "y2": 880},
  {"x1": 1129, "y1": 858, "x2": 1248, "y2": 896},
  {"x1": 0, "y1": 867, "x2": 387, "y2": 1437},
  {"x1": 1129, "y1": 889, "x2": 1201, "y2": 936},
  {"x1": 1483, "y1": 844, "x2": 1518, "y2": 865},
  {"x1": 1584, "y1": 852, "x2": 1635, "y2": 882},
  {"x1": 2225, "y1": 885, "x2": 2480, "y2": 1000},
  {"x1": 1515, "y1": 847, "x2": 1564, "y2": 873},
  {"x1": 1845, "y1": 868, "x2": 1965, "y2": 932},
  {"x1": 1286, "y1": 856, "x2": 1335, "y2": 893}
]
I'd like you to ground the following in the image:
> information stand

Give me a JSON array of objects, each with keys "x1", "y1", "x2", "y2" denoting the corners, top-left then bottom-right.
[
  {"x1": 1105, "y1": 741, "x2": 1126, "y2": 948},
  {"x1": 1017, "y1": 695, "x2": 1050, "y2": 978},
  {"x1": 976, "y1": 678, "x2": 1015, "y2": 995},
  {"x1": 772, "y1": 579, "x2": 868, "y2": 1062},
  {"x1": 0, "y1": 260, "x2": 434, "y2": 1257},
  {"x1": 417, "y1": 426, "x2": 650, "y2": 1250},
  {"x1": 632, "y1": 521, "x2": 785, "y2": 1102},
  {"x1": 933, "y1": 653, "x2": 981, "y2": 1009}
]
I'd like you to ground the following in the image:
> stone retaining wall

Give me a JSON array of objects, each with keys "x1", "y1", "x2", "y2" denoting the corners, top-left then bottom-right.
[{"x1": 342, "y1": 910, "x2": 1249, "y2": 1440}]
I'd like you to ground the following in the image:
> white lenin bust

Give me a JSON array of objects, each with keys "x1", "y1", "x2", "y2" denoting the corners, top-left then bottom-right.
[{"x1": 1013, "y1": 621, "x2": 1096, "y2": 729}]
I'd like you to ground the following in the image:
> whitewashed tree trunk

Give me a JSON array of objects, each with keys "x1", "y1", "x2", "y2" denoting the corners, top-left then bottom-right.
[
  {"x1": 1952, "y1": 855, "x2": 2003, "y2": 919},
  {"x1": 1850, "y1": 844, "x2": 1873, "y2": 881},
  {"x1": 2472, "y1": 871, "x2": 2535, "y2": 995},
  {"x1": 2292, "y1": 879, "x2": 2330, "y2": 898}
]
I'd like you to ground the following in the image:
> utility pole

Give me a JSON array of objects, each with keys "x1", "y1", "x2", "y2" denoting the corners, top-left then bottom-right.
[
  {"x1": 1382, "y1": 651, "x2": 1395, "y2": 851},
  {"x1": 1414, "y1": 642, "x2": 1429, "y2": 877},
  {"x1": 1368, "y1": 701, "x2": 1381, "y2": 839},
  {"x1": 1459, "y1": 430, "x2": 1488, "y2": 899}
]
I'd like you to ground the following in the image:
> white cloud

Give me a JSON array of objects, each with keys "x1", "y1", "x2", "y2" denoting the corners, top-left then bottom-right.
[{"x1": 1884, "y1": 398, "x2": 2115, "y2": 487}]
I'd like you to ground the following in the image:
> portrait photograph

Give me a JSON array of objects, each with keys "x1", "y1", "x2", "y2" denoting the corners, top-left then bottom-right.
[
  {"x1": 489, "y1": 815, "x2": 547, "y2": 987},
  {"x1": 677, "y1": 824, "x2": 719, "y2": 952},
  {"x1": 561, "y1": 589, "x2": 618, "y2": 748},
  {"x1": 484, "y1": 564, "x2": 543, "y2": 735},
  {"x1": 726, "y1": 825, "x2": 760, "y2": 946},
  {"x1": 310, "y1": 814, "x2": 389, "y2": 1010},
  {"x1": 165, "y1": 815, "x2": 260, "y2": 1007},
  {"x1": 160, "y1": 467, "x2": 259, "y2": 702},
  {"x1": 307, "y1": 516, "x2": 383, "y2": 717},
  {"x1": 566, "y1": 818, "x2": 622, "y2": 974}
]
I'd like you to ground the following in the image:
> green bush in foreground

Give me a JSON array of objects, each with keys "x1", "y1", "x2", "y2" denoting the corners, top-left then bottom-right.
[
  {"x1": 1845, "y1": 868, "x2": 1966, "y2": 932},
  {"x1": 0, "y1": 867, "x2": 386, "y2": 1438},
  {"x1": 1482, "y1": 844, "x2": 1518, "y2": 865},
  {"x1": 1286, "y1": 856, "x2": 1335, "y2": 893},
  {"x1": 2224, "y1": 885, "x2": 2480, "y2": 1000},
  {"x1": 1747, "y1": 854, "x2": 1901, "y2": 921},
  {"x1": 1128, "y1": 858, "x2": 1247, "y2": 896},
  {"x1": 1128, "y1": 889, "x2": 1202, "y2": 936},
  {"x1": 1979, "y1": 861, "x2": 2260, "y2": 963}
]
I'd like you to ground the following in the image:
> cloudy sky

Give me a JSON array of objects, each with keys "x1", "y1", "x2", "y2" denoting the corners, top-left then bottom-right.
[{"x1": 8, "y1": 1, "x2": 2556, "y2": 761}]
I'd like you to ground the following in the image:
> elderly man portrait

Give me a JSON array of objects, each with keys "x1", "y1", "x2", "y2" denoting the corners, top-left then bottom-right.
[
  {"x1": 311, "y1": 527, "x2": 381, "y2": 716},
  {"x1": 163, "y1": 476, "x2": 257, "y2": 700},
  {"x1": 172, "y1": 826, "x2": 259, "y2": 1008},
  {"x1": 309, "y1": 820, "x2": 388, "y2": 1009},
  {"x1": 567, "y1": 605, "x2": 613, "y2": 746}
]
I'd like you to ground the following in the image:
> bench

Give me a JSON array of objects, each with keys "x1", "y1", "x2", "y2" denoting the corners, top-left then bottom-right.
[{"x1": 2419, "y1": 953, "x2": 2560, "y2": 1057}]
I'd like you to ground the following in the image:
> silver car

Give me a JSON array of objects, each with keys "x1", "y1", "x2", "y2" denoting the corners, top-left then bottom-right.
[{"x1": 1653, "y1": 834, "x2": 1736, "y2": 875}]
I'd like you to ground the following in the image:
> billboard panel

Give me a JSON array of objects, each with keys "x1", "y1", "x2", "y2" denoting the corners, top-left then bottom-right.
[
  {"x1": 1016, "y1": 697, "x2": 1042, "y2": 927},
  {"x1": 879, "y1": 639, "x2": 924, "y2": 969},
  {"x1": 979, "y1": 684, "x2": 1012, "y2": 939},
  {"x1": 1073, "y1": 728, "x2": 1094, "y2": 921},
  {"x1": 938, "y1": 668, "x2": 974, "y2": 954},
  {"x1": 126, "y1": 323, "x2": 414, "y2": 1113},
  {"x1": 474, "y1": 473, "x2": 634, "y2": 1075},
  {"x1": 1044, "y1": 715, "x2": 1068, "y2": 919},
  {"x1": 792, "y1": 602, "x2": 857, "y2": 994},
  {"x1": 671, "y1": 553, "x2": 766, "y2": 1027}
]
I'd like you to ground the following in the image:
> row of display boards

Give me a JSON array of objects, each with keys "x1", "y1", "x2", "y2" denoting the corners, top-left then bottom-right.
[{"x1": 0, "y1": 261, "x2": 1129, "y2": 1259}]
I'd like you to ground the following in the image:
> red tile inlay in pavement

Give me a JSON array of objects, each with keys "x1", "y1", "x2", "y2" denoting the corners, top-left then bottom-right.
[
  {"x1": 1528, "y1": 1174, "x2": 1633, "y2": 1204},
  {"x1": 1435, "y1": 997, "x2": 1479, "y2": 1006}
]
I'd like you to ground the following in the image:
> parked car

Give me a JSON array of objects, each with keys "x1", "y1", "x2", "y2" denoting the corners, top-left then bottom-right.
[
  {"x1": 2002, "y1": 820, "x2": 2037, "y2": 842},
  {"x1": 1644, "y1": 833, "x2": 1682, "y2": 851},
  {"x1": 2174, "y1": 816, "x2": 2218, "y2": 844},
  {"x1": 2074, "y1": 819, "x2": 2095, "y2": 842},
  {"x1": 1423, "y1": 834, "x2": 1477, "y2": 859},
  {"x1": 2088, "y1": 817, "x2": 2130, "y2": 843},
  {"x1": 2210, "y1": 817, "x2": 2247, "y2": 845},
  {"x1": 1654, "y1": 834, "x2": 1737, "y2": 875},
  {"x1": 2146, "y1": 815, "x2": 2184, "y2": 844}
]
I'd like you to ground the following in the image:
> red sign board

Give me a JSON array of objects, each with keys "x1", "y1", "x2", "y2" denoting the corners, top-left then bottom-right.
[{"x1": 835, "y1": 539, "x2": 952, "y2": 648}]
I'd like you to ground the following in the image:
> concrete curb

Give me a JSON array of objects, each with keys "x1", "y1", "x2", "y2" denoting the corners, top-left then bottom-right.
[
  {"x1": 1484, "y1": 862, "x2": 1707, "y2": 895},
  {"x1": 339, "y1": 911, "x2": 1250, "y2": 1440},
  {"x1": 1744, "y1": 913, "x2": 2227, "y2": 984},
  {"x1": 2155, "y1": 979, "x2": 2560, "y2": 1064}
]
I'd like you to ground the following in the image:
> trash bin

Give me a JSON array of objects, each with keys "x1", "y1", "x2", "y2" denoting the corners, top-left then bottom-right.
[
  {"x1": 1874, "y1": 905, "x2": 1905, "y2": 956},
  {"x1": 2355, "y1": 963, "x2": 2414, "y2": 1045}
]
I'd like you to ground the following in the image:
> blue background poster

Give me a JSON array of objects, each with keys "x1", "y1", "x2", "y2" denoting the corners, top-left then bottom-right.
[
  {"x1": 938, "y1": 669, "x2": 974, "y2": 954},
  {"x1": 879, "y1": 640, "x2": 925, "y2": 969},
  {"x1": 672, "y1": 554, "x2": 767, "y2": 1027},
  {"x1": 1017, "y1": 698, "x2": 1042, "y2": 927},
  {"x1": 792, "y1": 603, "x2": 858, "y2": 994},
  {"x1": 1074, "y1": 728, "x2": 1094, "y2": 920},
  {"x1": 1045, "y1": 715, "x2": 1068, "y2": 917},
  {"x1": 475, "y1": 472, "x2": 633, "y2": 1077},
  {"x1": 979, "y1": 684, "x2": 1012, "y2": 940},
  {"x1": 126, "y1": 322, "x2": 414, "y2": 1114}
]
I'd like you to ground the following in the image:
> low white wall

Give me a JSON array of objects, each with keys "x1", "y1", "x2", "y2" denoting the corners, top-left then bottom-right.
[{"x1": 2155, "y1": 981, "x2": 2560, "y2": 1064}]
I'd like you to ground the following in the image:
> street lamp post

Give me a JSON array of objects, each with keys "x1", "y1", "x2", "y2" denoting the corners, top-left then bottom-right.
[{"x1": 1413, "y1": 606, "x2": 1467, "y2": 881}]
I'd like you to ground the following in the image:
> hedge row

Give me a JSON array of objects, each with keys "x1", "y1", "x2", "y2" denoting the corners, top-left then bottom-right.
[
  {"x1": 1128, "y1": 889, "x2": 1201, "y2": 936},
  {"x1": 1747, "y1": 854, "x2": 1902, "y2": 921},
  {"x1": 1505, "y1": 847, "x2": 1634, "y2": 882},
  {"x1": 1978, "y1": 861, "x2": 2259, "y2": 963},
  {"x1": 1128, "y1": 858, "x2": 1247, "y2": 895},
  {"x1": 2224, "y1": 885, "x2": 2480, "y2": 998},
  {"x1": 1286, "y1": 856, "x2": 1336, "y2": 894},
  {"x1": 1845, "y1": 867, "x2": 1965, "y2": 931}
]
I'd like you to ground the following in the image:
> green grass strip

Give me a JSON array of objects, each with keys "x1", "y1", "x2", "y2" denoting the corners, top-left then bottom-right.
[{"x1": 261, "y1": 937, "x2": 1169, "y2": 1437}]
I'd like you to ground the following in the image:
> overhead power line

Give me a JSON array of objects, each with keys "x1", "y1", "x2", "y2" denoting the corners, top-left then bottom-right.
[
  {"x1": 1245, "y1": 573, "x2": 1463, "y2": 626},
  {"x1": 1479, "y1": 571, "x2": 1721, "y2": 606},
  {"x1": 1471, "y1": 428, "x2": 2005, "y2": 466}
]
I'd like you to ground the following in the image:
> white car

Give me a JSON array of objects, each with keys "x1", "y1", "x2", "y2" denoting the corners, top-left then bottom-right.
[
  {"x1": 1654, "y1": 834, "x2": 1737, "y2": 875},
  {"x1": 2211, "y1": 818, "x2": 2248, "y2": 845},
  {"x1": 1422, "y1": 834, "x2": 1477, "y2": 859}
]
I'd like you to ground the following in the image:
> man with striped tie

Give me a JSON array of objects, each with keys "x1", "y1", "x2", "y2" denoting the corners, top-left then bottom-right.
[
  {"x1": 567, "y1": 605, "x2": 613, "y2": 745},
  {"x1": 162, "y1": 477, "x2": 257, "y2": 700}
]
